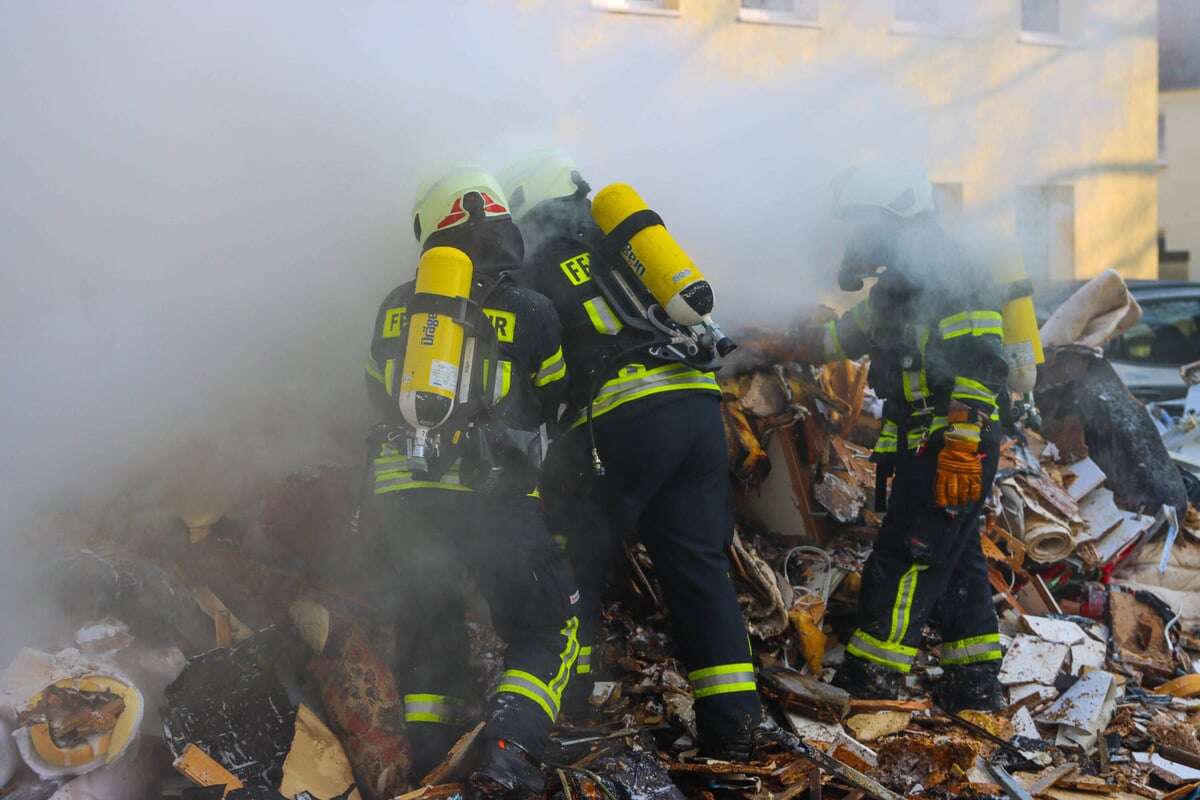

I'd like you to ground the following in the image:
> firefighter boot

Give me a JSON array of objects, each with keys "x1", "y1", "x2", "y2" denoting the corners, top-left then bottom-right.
[
  {"x1": 467, "y1": 739, "x2": 545, "y2": 800},
  {"x1": 934, "y1": 663, "x2": 1005, "y2": 713},
  {"x1": 409, "y1": 724, "x2": 467, "y2": 783},
  {"x1": 830, "y1": 654, "x2": 903, "y2": 700},
  {"x1": 698, "y1": 712, "x2": 760, "y2": 762}
]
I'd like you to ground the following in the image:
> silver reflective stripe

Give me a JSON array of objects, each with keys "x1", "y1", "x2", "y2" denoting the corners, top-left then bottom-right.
[
  {"x1": 374, "y1": 469, "x2": 465, "y2": 492},
  {"x1": 404, "y1": 695, "x2": 465, "y2": 723},
  {"x1": 583, "y1": 296, "x2": 624, "y2": 335},
  {"x1": 495, "y1": 672, "x2": 560, "y2": 717},
  {"x1": 534, "y1": 347, "x2": 566, "y2": 386},
  {"x1": 574, "y1": 365, "x2": 720, "y2": 426},
  {"x1": 942, "y1": 640, "x2": 1001, "y2": 662},
  {"x1": 576, "y1": 646, "x2": 592, "y2": 674},
  {"x1": 848, "y1": 634, "x2": 916, "y2": 667},
  {"x1": 688, "y1": 666, "x2": 757, "y2": 699}
]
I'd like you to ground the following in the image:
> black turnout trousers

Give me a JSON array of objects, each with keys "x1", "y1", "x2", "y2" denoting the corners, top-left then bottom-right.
[
  {"x1": 845, "y1": 443, "x2": 1003, "y2": 676},
  {"x1": 368, "y1": 489, "x2": 580, "y2": 767},
  {"x1": 544, "y1": 392, "x2": 762, "y2": 743}
]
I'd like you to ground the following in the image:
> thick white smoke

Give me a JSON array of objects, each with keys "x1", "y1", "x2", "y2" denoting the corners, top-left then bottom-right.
[{"x1": 0, "y1": 0, "x2": 1154, "y2": 654}]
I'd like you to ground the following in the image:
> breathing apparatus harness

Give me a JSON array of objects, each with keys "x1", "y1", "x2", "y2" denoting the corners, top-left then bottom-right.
[
  {"x1": 389, "y1": 270, "x2": 542, "y2": 494},
  {"x1": 579, "y1": 208, "x2": 729, "y2": 477}
]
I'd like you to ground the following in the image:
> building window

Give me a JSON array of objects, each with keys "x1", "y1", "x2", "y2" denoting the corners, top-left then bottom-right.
[
  {"x1": 1019, "y1": 0, "x2": 1072, "y2": 45},
  {"x1": 739, "y1": 0, "x2": 820, "y2": 26},
  {"x1": 1017, "y1": 186, "x2": 1075, "y2": 281},
  {"x1": 1159, "y1": 112, "x2": 1168, "y2": 164},
  {"x1": 1021, "y1": 0, "x2": 1061, "y2": 35},
  {"x1": 895, "y1": 0, "x2": 940, "y2": 25},
  {"x1": 591, "y1": 0, "x2": 681, "y2": 16},
  {"x1": 893, "y1": 0, "x2": 948, "y2": 36}
]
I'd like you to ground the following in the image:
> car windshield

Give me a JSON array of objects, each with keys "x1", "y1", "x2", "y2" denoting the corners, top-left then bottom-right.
[{"x1": 1106, "y1": 297, "x2": 1200, "y2": 365}]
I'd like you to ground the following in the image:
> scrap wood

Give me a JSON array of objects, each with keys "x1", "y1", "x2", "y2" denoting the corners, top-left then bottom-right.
[
  {"x1": 1153, "y1": 675, "x2": 1200, "y2": 698},
  {"x1": 188, "y1": 584, "x2": 254, "y2": 642},
  {"x1": 421, "y1": 722, "x2": 485, "y2": 786},
  {"x1": 844, "y1": 712, "x2": 911, "y2": 743},
  {"x1": 1030, "y1": 574, "x2": 1064, "y2": 616},
  {"x1": 1019, "y1": 474, "x2": 1083, "y2": 524},
  {"x1": 990, "y1": 567, "x2": 1028, "y2": 615},
  {"x1": 1026, "y1": 763, "x2": 1080, "y2": 796},
  {"x1": 789, "y1": 603, "x2": 828, "y2": 674},
  {"x1": 173, "y1": 743, "x2": 243, "y2": 796},
  {"x1": 990, "y1": 521, "x2": 1029, "y2": 572},
  {"x1": 667, "y1": 760, "x2": 779, "y2": 778},
  {"x1": 760, "y1": 667, "x2": 850, "y2": 723},
  {"x1": 847, "y1": 699, "x2": 931, "y2": 714},
  {"x1": 723, "y1": 399, "x2": 769, "y2": 480},
  {"x1": 1163, "y1": 782, "x2": 1200, "y2": 800},
  {"x1": 989, "y1": 762, "x2": 1035, "y2": 800},
  {"x1": 773, "y1": 730, "x2": 902, "y2": 800},
  {"x1": 932, "y1": 706, "x2": 1026, "y2": 759},
  {"x1": 828, "y1": 437, "x2": 873, "y2": 491}
]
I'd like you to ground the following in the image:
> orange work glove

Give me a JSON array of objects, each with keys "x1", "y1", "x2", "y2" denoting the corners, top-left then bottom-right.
[{"x1": 934, "y1": 410, "x2": 983, "y2": 509}]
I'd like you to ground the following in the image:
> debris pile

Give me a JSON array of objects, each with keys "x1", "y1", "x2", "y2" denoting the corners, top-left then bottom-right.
[{"x1": 6, "y1": 280, "x2": 1200, "y2": 799}]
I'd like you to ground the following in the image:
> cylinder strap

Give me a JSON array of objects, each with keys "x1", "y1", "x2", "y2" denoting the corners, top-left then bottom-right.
[
  {"x1": 1003, "y1": 278, "x2": 1034, "y2": 302},
  {"x1": 602, "y1": 208, "x2": 665, "y2": 255}
]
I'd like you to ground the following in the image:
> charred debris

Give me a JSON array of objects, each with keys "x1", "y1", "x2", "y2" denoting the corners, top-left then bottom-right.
[{"x1": 8, "y1": 274, "x2": 1200, "y2": 799}]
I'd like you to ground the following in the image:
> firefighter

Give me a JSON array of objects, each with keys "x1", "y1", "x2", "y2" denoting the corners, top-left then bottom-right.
[
  {"x1": 750, "y1": 161, "x2": 1008, "y2": 711},
  {"x1": 497, "y1": 151, "x2": 764, "y2": 759},
  {"x1": 364, "y1": 166, "x2": 578, "y2": 798}
]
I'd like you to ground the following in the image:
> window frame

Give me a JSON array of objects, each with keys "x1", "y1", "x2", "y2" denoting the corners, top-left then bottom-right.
[
  {"x1": 737, "y1": 0, "x2": 821, "y2": 28},
  {"x1": 1018, "y1": 0, "x2": 1072, "y2": 47},
  {"x1": 590, "y1": 0, "x2": 682, "y2": 16},
  {"x1": 892, "y1": 0, "x2": 945, "y2": 37}
]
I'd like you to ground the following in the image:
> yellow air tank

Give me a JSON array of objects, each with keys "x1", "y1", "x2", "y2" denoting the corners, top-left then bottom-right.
[
  {"x1": 591, "y1": 183, "x2": 715, "y2": 328},
  {"x1": 398, "y1": 246, "x2": 474, "y2": 462},
  {"x1": 994, "y1": 249, "x2": 1045, "y2": 394}
]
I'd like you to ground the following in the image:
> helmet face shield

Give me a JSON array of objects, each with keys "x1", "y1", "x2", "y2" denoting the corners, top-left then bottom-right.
[{"x1": 497, "y1": 150, "x2": 587, "y2": 222}]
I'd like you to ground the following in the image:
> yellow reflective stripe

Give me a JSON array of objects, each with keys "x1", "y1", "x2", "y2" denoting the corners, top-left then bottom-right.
[
  {"x1": 941, "y1": 633, "x2": 1002, "y2": 665},
  {"x1": 534, "y1": 346, "x2": 567, "y2": 387},
  {"x1": 847, "y1": 630, "x2": 917, "y2": 673},
  {"x1": 366, "y1": 356, "x2": 385, "y2": 385},
  {"x1": 404, "y1": 694, "x2": 466, "y2": 724},
  {"x1": 376, "y1": 480, "x2": 472, "y2": 494},
  {"x1": 550, "y1": 617, "x2": 580, "y2": 699},
  {"x1": 688, "y1": 663, "x2": 757, "y2": 699},
  {"x1": 904, "y1": 326, "x2": 933, "y2": 403},
  {"x1": 939, "y1": 310, "x2": 1004, "y2": 340},
  {"x1": 951, "y1": 376, "x2": 998, "y2": 408},
  {"x1": 825, "y1": 320, "x2": 846, "y2": 361},
  {"x1": 384, "y1": 358, "x2": 397, "y2": 396},
  {"x1": 576, "y1": 646, "x2": 592, "y2": 675},
  {"x1": 874, "y1": 420, "x2": 899, "y2": 454},
  {"x1": 374, "y1": 467, "x2": 471, "y2": 494},
  {"x1": 571, "y1": 363, "x2": 720, "y2": 428},
  {"x1": 946, "y1": 422, "x2": 981, "y2": 442},
  {"x1": 851, "y1": 301, "x2": 872, "y2": 334},
  {"x1": 583, "y1": 296, "x2": 624, "y2": 335},
  {"x1": 887, "y1": 564, "x2": 928, "y2": 645},
  {"x1": 495, "y1": 670, "x2": 559, "y2": 722}
]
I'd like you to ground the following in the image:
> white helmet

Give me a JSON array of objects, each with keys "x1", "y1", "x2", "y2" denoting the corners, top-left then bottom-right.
[
  {"x1": 496, "y1": 150, "x2": 587, "y2": 222},
  {"x1": 831, "y1": 160, "x2": 935, "y2": 220},
  {"x1": 412, "y1": 166, "x2": 511, "y2": 246}
]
